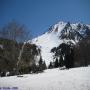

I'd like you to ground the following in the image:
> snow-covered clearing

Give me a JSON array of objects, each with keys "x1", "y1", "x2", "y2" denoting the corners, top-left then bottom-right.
[{"x1": 0, "y1": 67, "x2": 90, "y2": 90}]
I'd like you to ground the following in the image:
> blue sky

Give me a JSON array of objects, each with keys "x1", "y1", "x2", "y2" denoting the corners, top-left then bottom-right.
[{"x1": 0, "y1": 0, "x2": 90, "y2": 38}]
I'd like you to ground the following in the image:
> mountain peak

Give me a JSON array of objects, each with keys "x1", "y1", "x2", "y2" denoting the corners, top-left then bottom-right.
[
  {"x1": 30, "y1": 21, "x2": 90, "y2": 65},
  {"x1": 47, "y1": 21, "x2": 67, "y2": 34}
]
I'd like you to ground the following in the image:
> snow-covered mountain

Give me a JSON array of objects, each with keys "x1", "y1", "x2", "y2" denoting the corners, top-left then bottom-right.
[{"x1": 28, "y1": 21, "x2": 90, "y2": 65}]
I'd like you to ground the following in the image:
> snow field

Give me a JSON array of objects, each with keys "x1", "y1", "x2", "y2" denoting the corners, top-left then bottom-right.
[{"x1": 0, "y1": 67, "x2": 90, "y2": 90}]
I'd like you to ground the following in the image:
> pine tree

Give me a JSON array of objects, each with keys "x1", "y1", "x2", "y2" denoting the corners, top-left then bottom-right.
[
  {"x1": 48, "y1": 62, "x2": 53, "y2": 69},
  {"x1": 38, "y1": 56, "x2": 43, "y2": 71},
  {"x1": 54, "y1": 58, "x2": 59, "y2": 68},
  {"x1": 69, "y1": 48, "x2": 74, "y2": 68},
  {"x1": 65, "y1": 54, "x2": 70, "y2": 69},
  {"x1": 59, "y1": 55, "x2": 64, "y2": 67},
  {"x1": 42, "y1": 61, "x2": 47, "y2": 70},
  {"x1": 31, "y1": 63, "x2": 37, "y2": 73}
]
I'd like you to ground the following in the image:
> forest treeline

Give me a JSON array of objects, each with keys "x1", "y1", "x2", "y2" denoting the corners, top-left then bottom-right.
[
  {"x1": 0, "y1": 21, "x2": 47, "y2": 76},
  {"x1": 50, "y1": 38, "x2": 90, "y2": 69},
  {"x1": 0, "y1": 21, "x2": 90, "y2": 77}
]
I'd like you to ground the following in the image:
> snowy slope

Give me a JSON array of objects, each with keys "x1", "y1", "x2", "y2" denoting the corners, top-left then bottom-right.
[
  {"x1": 28, "y1": 21, "x2": 90, "y2": 65},
  {"x1": 0, "y1": 67, "x2": 90, "y2": 90}
]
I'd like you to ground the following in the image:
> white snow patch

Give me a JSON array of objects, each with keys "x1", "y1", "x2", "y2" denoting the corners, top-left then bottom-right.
[
  {"x1": 0, "y1": 67, "x2": 90, "y2": 90},
  {"x1": 31, "y1": 32, "x2": 63, "y2": 65},
  {"x1": 27, "y1": 21, "x2": 90, "y2": 65}
]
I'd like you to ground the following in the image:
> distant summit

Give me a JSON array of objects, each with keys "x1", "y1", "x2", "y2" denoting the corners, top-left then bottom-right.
[{"x1": 28, "y1": 21, "x2": 90, "y2": 65}]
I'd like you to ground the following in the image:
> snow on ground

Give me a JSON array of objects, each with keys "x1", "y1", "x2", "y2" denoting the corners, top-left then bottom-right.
[{"x1": 0, "y1": 67, "x2": 90, "y2": 90}]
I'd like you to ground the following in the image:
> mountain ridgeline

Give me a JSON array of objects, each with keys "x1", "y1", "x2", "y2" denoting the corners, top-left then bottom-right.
[
  {"x1": 48, "y1": 22, "x2": 90, "y2": 40},
  {"x1": 0, "y1": 21, "x2": 90, "y2": 76},
  {"x1": 31, "y1": 21, "x2": 90, "y2": 68}
]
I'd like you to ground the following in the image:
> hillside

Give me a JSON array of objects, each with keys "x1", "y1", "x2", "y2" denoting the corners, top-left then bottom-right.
[
  {"x1": 0, "y1": 21, "x2": 90, "y2": 75},
  {"x1": 29, "y1": 21, "x2": 90, "y2": 65},
  {"x1": 0, "y1": 66, "x2": 90, "y2": 90}
]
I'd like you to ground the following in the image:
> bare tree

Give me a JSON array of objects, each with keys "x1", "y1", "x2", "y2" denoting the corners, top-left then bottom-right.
[
  {"x1": 0, "y1": 21, "x2": 30, "y2": 42},
  {"x1": 0, "y1": 21, "x2": 31, "y2": 75}
]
